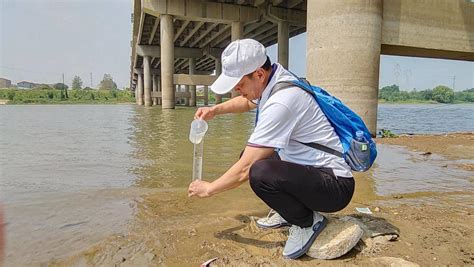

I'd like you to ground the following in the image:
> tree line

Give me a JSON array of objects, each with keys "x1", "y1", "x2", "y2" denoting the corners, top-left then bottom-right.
[
  {"x1": 379, "y1": 84, "x2": 474, "y2": 103},
  {"x1": 0, "y1": 74, "x2": 133, "y2": 104}
]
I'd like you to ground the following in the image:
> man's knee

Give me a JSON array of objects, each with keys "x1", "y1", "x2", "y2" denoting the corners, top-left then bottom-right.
[{"x1": 249, "y1": 159, "x2": 273, "y2": 191}]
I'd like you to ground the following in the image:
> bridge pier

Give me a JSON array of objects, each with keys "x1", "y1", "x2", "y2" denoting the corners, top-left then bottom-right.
[
  {"x1": 189, "y1": 58, "x2": 197, "y2": 107},
  {"x1": 161, "y1": 14, "x2": 175, "y2": 109},
  {"x1": 214, "y1": 58, "x2": 223, "y2": 104},
  {"x1": 306, "y1": 0, "x2": 383, "y2": 135},
  {"x1": 143, "y1": 56, "x2": 152, "y2": 107},
  {"x1": 203, "y1": 86, "x2": 209, "y2": 106},
  {"x1": 152, "y1": 74, "x2": 158, "y2": 106},
  {"x1": 136, "y1": 72, "x2": 143, "y2": 106},
  {"x1": 278, "y1": 20, "x2": 289, "y2": 69},
  {"x1": 230, "y1": 21, "x2": 243, "y2": 99}
]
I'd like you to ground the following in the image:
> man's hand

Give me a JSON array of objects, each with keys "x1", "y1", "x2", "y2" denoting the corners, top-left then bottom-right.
[
  {"x1": 194, "y1": 107, "x2": 216, "y2": 121},
  {"x1": 188, "y1": 180, "x2": 212, "y2": 198}
]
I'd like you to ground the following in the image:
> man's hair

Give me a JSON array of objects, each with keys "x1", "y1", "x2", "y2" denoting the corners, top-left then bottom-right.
[{"x1": 245, "y1": 56, "x2": 272, "y2": 78}]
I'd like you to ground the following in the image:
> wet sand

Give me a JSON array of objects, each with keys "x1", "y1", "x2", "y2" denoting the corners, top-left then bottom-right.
[{"x1": 51, "y1": 133, "x2": 474, "y2": 266}]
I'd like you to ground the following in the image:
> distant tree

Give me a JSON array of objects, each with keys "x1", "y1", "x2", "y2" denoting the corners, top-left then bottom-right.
[
  {"x1": 33, "y1": 84, "x2": 53, "y2": 90},
  {"x1": 379, "y1": 84, "x2": 399, "y2": 101},
  {"x1": 72, "y1": 76, "x2": 83, "y2": 90},
  {"x1": 98, "y1": 74, "x2": 117, "y2": 90},
  {"x1": 454, "y1": 89, "x2": 474, "y2": 102},
  {"x1": 419, "y1": 89, "x2": 433, "y2": 101},
  {"x1": 53, "y1": 83, "x2": 69, "y2": 90},
  {"x1": 432, "y1": 85, "x2": 454, "y2": 103}
]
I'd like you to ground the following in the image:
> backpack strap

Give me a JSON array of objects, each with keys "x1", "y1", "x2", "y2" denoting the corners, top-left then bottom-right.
[{"x1": 270, "y1": 81, "x2": 344, "y2": 158}]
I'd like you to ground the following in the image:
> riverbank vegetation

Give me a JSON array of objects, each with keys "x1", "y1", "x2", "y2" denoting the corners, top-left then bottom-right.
[
  {"x1": 0, "y1": 87, "x2": 134, "y2": 104},
  {"x1": 379, "y1": 84, "x2": 474, "y2": 104},
  {"x1": 0, "y1": 73, "x2": 134, "y2": 104}
]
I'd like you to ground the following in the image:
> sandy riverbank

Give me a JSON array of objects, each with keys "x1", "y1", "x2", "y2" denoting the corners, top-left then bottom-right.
[{"x1": 51, "y1": 133, "x2": 474, "y2": 266}]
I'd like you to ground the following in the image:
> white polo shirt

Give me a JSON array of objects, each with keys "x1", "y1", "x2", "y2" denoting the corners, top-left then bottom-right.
[{"x1": 248, "y1": 63, "x2": 352, "y2": 178}]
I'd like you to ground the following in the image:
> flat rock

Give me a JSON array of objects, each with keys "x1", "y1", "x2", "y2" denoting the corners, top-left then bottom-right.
[
  {"x1": 306, "y1": 216, "x2": 363, "y2": 259},
  {"x1": 341, "y1": 214, "x2": 400, "y2": 255},
  {"x1": 370, "y1": 257, "x2": 419, "y2": 267},
  {"x1": 341, "y1": 214, "x2": 400, "y2": 239}
]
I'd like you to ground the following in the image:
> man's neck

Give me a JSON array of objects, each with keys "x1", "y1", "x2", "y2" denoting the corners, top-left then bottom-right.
[{"x1": 257, "y1": 69, "x2": 273, "y2": 99}]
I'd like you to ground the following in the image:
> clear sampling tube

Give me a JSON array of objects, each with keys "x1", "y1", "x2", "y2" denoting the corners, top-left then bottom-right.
[
  {"x1": 189, "y1": 119, "x2": 208, "y2": 181},
  {"x1": 192, "y1": 141, "x2": 204, "y2": 181}
]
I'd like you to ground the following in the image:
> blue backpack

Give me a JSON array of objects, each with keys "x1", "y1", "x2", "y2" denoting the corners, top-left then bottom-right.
[{"x1": 271, "y1": 78, "x2": 377, "y2": 172}]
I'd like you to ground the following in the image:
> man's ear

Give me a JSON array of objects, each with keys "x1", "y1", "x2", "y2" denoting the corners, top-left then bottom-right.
[{"x1": 256, "y1": 68, "x2": 265, "y2": 81}]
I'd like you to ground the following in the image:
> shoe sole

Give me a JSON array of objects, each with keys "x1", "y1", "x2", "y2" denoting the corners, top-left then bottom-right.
[
  {"x1": 256, "y1": 221, "x2": 292, "y2": 229},
  {"x1": 283, "y1": 216, "x2": 328, "y2": 260}
]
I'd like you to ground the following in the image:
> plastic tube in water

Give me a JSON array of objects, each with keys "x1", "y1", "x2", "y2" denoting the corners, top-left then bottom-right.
[{"x1": 192, "y1": 141, "x2": 204, "y2": 181}]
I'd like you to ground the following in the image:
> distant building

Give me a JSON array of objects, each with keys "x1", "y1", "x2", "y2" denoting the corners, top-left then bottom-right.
[
  {"x1": 0, "y1": 78, "x2": 11, "y2": 88},
  {"x1": 17, "y1": 81, "x2": 37, "y2": 89}
]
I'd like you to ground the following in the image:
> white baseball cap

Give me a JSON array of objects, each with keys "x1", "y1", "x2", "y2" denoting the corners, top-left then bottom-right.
[{"x1": 210, "y1": 39, "x2": 267, "y2": 95}]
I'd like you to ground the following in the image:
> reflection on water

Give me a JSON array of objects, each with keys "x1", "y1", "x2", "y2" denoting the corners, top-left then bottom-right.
[
  {"x1": 129, "y1": 107, "x2": 473, "y2": 197},
  {"x1": 372, "y1": 144, "x2": 473, "y2": 196},
  {"x1": 130, "y1": 107, "x2": 254, "y2": 189},
  {"x1": 0, "y1": 105, "x2": 138, "y2": 266}
]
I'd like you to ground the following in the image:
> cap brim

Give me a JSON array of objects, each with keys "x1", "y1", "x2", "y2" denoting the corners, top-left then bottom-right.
[{"x1": 210, "y1": 73, "x2": 241, "y2": 95}]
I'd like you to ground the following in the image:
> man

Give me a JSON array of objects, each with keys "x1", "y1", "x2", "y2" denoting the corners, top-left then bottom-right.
[{"x1": 188, "y1": 39, "x2": 354, "y2": 259}]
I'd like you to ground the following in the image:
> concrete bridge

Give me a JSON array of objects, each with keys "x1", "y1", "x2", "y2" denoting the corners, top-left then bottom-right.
[{"x1": 130, "y1": 0, "x2": 474, "y2": 134}]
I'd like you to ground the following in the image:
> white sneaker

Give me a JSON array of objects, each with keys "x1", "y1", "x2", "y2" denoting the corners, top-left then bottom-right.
[
  {"x1": 282, "y1": 212, "x2": 327, "y2": 259},
  {"x1": 256, "y1": 209, "x2": 292, "y2": 229}
]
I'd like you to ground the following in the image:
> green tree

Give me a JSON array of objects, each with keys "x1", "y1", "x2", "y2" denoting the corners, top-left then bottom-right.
[
  {"x1": 98, "y1": 74, "x2": 117, "y2": 90},
  {"x1": 454, "y1": 89, "x2": 474, "y2": 102},
  {"x1": 72, "y1": 76, "x2": 83, "y2": 90},
  {"x1": 432, "y1": 85, "x2": 454, "y2": 103},
  {"x1": 53, "y1": 83, "x2": 69, "y2": 90},
  {"x1": 379, "y1": 84, "x2": 399, "y2": 101}
]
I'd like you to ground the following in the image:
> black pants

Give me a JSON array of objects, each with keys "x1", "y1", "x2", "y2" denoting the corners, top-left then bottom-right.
[{"x1": 248, "y1": 152, "x2": 355, "y2": 228}]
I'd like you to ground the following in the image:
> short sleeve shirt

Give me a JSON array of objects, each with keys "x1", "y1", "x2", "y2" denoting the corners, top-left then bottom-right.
[{"x1": 248, "y1": 64, "x2": 352, "y2": 177}]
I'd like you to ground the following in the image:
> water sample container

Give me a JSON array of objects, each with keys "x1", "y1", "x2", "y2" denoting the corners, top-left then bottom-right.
[
  {"x1": 189, "y1": 119, "x2": 208, "y2": 144},
  {"x1": 189, "y1": 119, "x2": 208, "y2": 181},
  {"x1": 192, "y1": 141, "x2": 204, "y2": 181}
]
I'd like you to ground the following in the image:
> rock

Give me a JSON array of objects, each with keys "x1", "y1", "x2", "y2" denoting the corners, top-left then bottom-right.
[
  {"x1": 341, "y1": 214, "x2": 400, "y2": 239},
  {"x1": 306, "y1": 216, "x2": 363, "y2": 259},
  {"x1": 341, "y1": 214, "x2": 399, "y2": 255},
  {"x1": 370, "y1": 256, "x2": 419, "y2": 267}
]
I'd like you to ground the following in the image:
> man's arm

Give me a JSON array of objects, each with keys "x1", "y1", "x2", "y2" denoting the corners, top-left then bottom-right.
[
  {"x1": 213, "y1": 96, "x2": 256, "y2": 115},
  {"x1": 188, "y1": 146, "x2": 274, "y2": 197},
  {"x1": 195, "y1": 96, "x2": 256, "y2": 120}
]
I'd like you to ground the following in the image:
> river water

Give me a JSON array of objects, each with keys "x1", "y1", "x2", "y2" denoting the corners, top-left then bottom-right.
[{"x1": 0, "y1": 103, "x2": 473, "y2": 265}]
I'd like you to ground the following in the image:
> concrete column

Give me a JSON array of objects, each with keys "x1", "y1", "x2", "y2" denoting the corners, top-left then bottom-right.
[
  {"x1": 175, "y1": 85, "x2": 180, "y2": 104},
  {"x1": 203, "y1": 85, "x2": 209, "y2": 106},
  {"x1": 231, "y1": 21, "x2": 243, "y2": 41},
  {"x1": 231, "y1": 21, "x2": 243, "y2": 98},
  {"x1": 137, "y1": 73, "x2": 144, "y2": 105},
  {"x1": 278, "y1": 20, "x2": 289, "y2": 69},
  {"x1": 306, "y1": 0, "x2": 382, "y2": 135},
  {"x1": 157, "y1": 76, "x2": 162, "y2": 105},
  {"x1": 160, "y1": 14, "x2": 175, "y2": 109},
  {"x1": 143, "y1": 56, "x2": 152, "y2": 107},
  {"x1": 189, "y1": 58, "x2": 197, "y2": 106},
  {"x1": 152, "y1": 74, "x2": 158, "y2": 106},
  {"x1": 184, "y1": 85, "x2": 190, "y2": 106},
  {"x1": 215, "y1": 58, "x2": 222, "y2": 104}
]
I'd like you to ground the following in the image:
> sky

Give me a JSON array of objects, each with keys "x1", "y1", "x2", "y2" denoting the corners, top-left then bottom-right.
[{"x1": 1, "y1": 0, "x2": 473, "y2": 91}]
